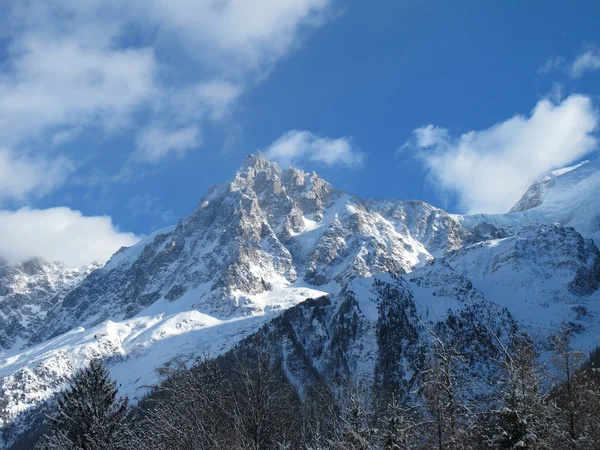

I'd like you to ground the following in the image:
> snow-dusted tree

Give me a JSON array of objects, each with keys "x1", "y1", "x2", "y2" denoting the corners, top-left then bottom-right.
[
  {"x1": 126, "y1": 357, "x2": 230, "y2": 450},
  {"x1": 0, "y1": 382, "x2": 12, "y2": 442},
  {"x1": 573, "y1": 357, "x2": 600, "y2": 449},
  {"x1": 377, "y1": 396, "x2": 423, "y2": 450},
  {"x1": 299, "y1": 382, "x2": 343, "y2": 448},
  {"x1": 228, "y1": 336, "x2": 302, "y2": 450},
  {"x1": 37, "y1": 359, "x2": 129, "y2": 450},
  {"x1": 127, "y1": 337, "x2": 305, "y2": 450},
  {"x1": 492, "y1": 336, "x2": 561, "y2": 449},
  {"x1": 417, "y1": 321, "x2": 474, "y2": 450},
  {"x1": 550, "y1": 324, "x2": 586, "y2": 442},
  {"x1": 328, "y1": 381, "x2": 376, "y2": 450},
  {"x1": 549, "y1": 326, "x2": 600, "y2": 449}
]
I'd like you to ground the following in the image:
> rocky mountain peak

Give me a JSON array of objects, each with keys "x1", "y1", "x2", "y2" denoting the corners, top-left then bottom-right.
[
  {"x1": 509, "y1": 175, "x2": 555, "y2": 213},
  {"x1": 20, "y1": 152, "x2": 476, "y2": 347},
  {"x1": 240, "y1": 150, "x2": 270, "y2": 172},
  {"x1": 234, "y1": 152, "x2": 281, "y2": 190},
  {"x1": 232, "y1": 152, "x2": 338, "y2": 204}
]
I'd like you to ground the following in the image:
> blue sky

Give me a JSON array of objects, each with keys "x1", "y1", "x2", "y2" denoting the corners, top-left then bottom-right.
[{"x1": 0, "y1": 0, "x2": 600, "y2": 266}]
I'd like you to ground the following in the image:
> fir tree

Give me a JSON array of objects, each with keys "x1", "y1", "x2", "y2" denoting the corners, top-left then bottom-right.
[
  {"x1": 492, "y1": 336, "x2": 562, "y2": 449},
  {"x1": 37, "y1": 359, "x2": 129, "y2": 450},
  {"x1": 417, "y1": 321, "x2": 473, "y2": 450},
  {"x1": 0, "y1": 383, "x2": 12, "y2": 442},
  {"x1": 378, "y1": 396, "x2": 421, "y2": 450},
  {"x1": 328, "y1": 381, "x2": 375, "y2": 450}
]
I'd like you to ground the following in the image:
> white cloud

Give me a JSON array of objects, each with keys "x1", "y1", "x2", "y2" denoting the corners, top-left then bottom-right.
[
  {"x1": 0, "y1": 0, "x2": 334, "y2": 191},
  {"x1": 264, "y1": 130, "x2": 363, "y2": 168},
  {"x1": 0, "y1": 207, "x2": 139, "y2": 267},
  {"x1": 538, "y1": 56, "x2": 565, "y2": 76},
  {"x1": 193, "y1": 81, "x2": 244, "y2": 120},
  {"x1": 0, "y1": 37, "x2": 156, "y2": 145},
  {"x1": 153, "y1": 81, "x2": 243, "y2": 128},
  {"x1": 570, "y1": 49, "x2": 600, "y2": 78},
  {"x1": 540, "y1": 49, "x2": 600, "y2": 79},
  {"x1": 0, "y1": 148, "x2": 73, "y2": 202},
  {"x1": 0, "y1": 0, "x2": 336, "y2": 265},
  {"x1": 405, "y1": 95, "x2": 598, "y2": 214},
  {"x1": 0, "y1": 34, "x2": 155, "y2": 199},
  {"x1": 141, "y1": 0, "x2": 331, "y2": 71},
  {"x1": 135, "y1": 125, "x2": 201, "y2": 163},
  {"x1": 412, "y1": 125, "x2": 449, "y2": 149}
]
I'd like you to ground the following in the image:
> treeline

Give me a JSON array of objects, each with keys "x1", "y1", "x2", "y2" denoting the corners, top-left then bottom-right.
[{"x1": 20, "y1": 325, "x2": 600, "y2": 449}]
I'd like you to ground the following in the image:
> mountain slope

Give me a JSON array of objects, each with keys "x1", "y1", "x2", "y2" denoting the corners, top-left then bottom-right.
[
  {"x1": 0, "y1": 259, "x2": 98, "y2": 351},
  {"x1": 462, "y1": 157, "x2": 600, "y2": 244},
  {"x1": 234, "y1": 270, "x2": 518, "y2": 403},
  {"x1": 442, "y1": 224, "x2": 600, "y2": 347}
]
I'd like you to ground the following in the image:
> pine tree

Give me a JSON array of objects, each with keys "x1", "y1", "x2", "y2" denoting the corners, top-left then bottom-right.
[
  {"x1": 492, "y1": 336, "x2": 561, "y2": 449},
  {"x1": 0, "y1": 381, "x2": 12, "y2": 442},
  {"x1": 378, "y1": 396, "x2": 421, "y2": 450},
  {"x1": 37, "y1": 359, "x2": 129, "y2": 450},
  {"x1": 550, "y1": 326, "x2": 600, "y2": 449},
  {"x1": 417, "y1": 321, "x2": 473, "y2": 450}
]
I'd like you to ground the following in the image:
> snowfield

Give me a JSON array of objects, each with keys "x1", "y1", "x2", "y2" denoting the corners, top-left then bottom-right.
[{"x1": 0, "y1": 281, "x2": 328, "y2": 420}]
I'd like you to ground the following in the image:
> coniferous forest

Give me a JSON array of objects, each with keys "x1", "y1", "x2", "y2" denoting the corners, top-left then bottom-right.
[{"x1": 8, "y1": 324, "x2": 600, "y2": 450}]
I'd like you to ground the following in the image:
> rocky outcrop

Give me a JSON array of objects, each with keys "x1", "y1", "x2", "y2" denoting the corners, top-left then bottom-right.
[{"x1": 0, "y1": 259, "x2": 97, "y2": 351}]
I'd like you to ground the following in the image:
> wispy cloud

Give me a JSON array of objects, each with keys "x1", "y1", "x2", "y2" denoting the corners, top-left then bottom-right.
[
  {"x1": 403, "y1": 95, "x2": 598, "y2": 214},
  {"x1": 0, "y1": 0, "x2": 336, "y2": 201},
  {"x1": 539, "y1": 47, "x2": 600, "y2": 79},
  {"x1": 127, "y1": 194, "x2": 177, "y2": 227},
  {"x1": 570, "y1": 49, "x2": 600, "y2": 78},
  {"x1": 0, "y1": 148, "x2": 74, "y2": 203},
  {"x1": 0, "y1": 39, "x2": 155, "y2": 145},
  {"x1": 264, "y1": 130, "x2": 363, "y2": 168},
  {"x1": 537, "y1": 56, "x2": 566, "y2": 76},
  {"x1": 135, "y1": 125, "x2": 202, "y2": 163}
]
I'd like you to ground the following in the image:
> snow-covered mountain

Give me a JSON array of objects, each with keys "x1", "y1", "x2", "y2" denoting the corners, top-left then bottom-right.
[
  {"x1": 27, "y1": 153, "x2": 470, "y2": 347},
  {"x1": 1, "y1": 153, "x2": 600, "y2": 446},
  {"x1": 230, "y1": 269, "x2": 518, "y2": 404},
  {"x1": 462, "y1": 157, "x2": 600, "y2": 244},
  {"x1": 444, "y1": 224, "x2": 600, "y2": 346},
  {"x1": 0, "y1": 259, "x2": 98, "y2": 351}
]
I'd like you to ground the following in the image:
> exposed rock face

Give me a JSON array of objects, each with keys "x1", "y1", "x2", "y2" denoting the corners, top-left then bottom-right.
[
  {"x1": 29, "y1": 152, "x2": 472, "y2": 345},
  {"x1": 510, "y1": 175, "x2": 556, "y2": 213},
  {"x1": 0, "y1": 259, "x2": 98, "y2": 350}
]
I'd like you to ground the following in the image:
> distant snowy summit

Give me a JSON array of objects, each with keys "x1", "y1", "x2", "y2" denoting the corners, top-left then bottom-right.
[{"x1": 462, "y1": 158, "x2": 600, "y2": 244}]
